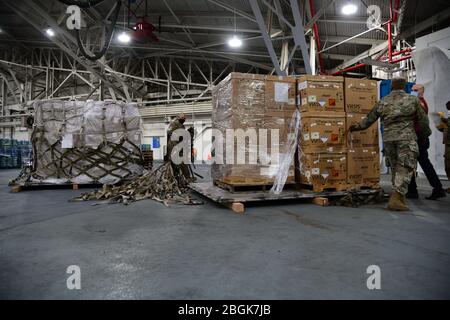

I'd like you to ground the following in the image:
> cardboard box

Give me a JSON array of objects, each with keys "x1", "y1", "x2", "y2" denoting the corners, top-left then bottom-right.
[
  {"x1": 347, "y1": 147, "x2": 380, "y2": 186},
  {"x1": 344, "y1": 78, "x2": 378, "y2": 114},
  {"x1": 297, "y1": 75, "x2": 344, "y2": 113},
  {"x1": 346, "y1": 113, "x2": 379, "y2": 148},
  {"x1": 298, "y1": 153, "x2": 347, "y2": 188},
  {"x1": 299, "y1": 112, "x2": 346, "y2": 153}
]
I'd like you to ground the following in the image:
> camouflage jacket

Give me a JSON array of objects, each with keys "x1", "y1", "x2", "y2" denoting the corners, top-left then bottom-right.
[{"x1": 358, "y1": 90, "x2": 431, "y2": 142}]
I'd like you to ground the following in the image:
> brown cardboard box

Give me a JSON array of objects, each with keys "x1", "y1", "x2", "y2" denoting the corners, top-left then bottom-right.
[
  {"x1": 346, "y1": 113, "x2": 379, "y2": 148},
  {"x1": 297, "y1": 75, "x2": 345, "y2": 113},
  {"x1": 344, "y1": 78, "x2": 378, "y2": 113},
  {"x1": 347, "y1": 147, "x2": 380, "y2": 187},
  {"x1": 298, "y1": 153, "x2": 347, "y2": 191},
  {"x1": 299, "y1": 112, "x2": 346, "y2": 153}
]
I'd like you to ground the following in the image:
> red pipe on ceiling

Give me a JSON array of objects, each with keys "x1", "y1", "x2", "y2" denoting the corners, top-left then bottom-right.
[{"x1": 331, "y1": 63, "x2": 366, "y2": 76}]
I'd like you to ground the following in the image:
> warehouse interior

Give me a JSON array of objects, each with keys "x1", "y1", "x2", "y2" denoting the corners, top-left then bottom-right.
[{"x1": 1, "y1": 0, "x2": 450, "y2": 300}]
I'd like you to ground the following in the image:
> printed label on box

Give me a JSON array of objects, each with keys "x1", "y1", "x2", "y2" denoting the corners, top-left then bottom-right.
[
  {"x1": 298, "y1": 81, "x2": 307, "y2": 90},
  {"x1": 274, "y1": 82, "x2": 289, "y2": 102},
  {"x1": 329, "y1": 98, "x2": 336, "y2": 106},
  {"x1": 308, "y1": 95, "x2": 317, "y2": 103},
  {"x1": 312, "y1": 168, "x2": 320, "y2": 175},
  {"x1": 303, "y1": 133, "x2": 310, "y2": 141},
  {"x1": 319, "y1": 99, "x2": 326, "y2": 106},
  {"x1": 61, "y1": 133, "x2": 73, "y2": 149},
  {"x1": 311, "y1": 132, "x2": 320, "y2": 139}
]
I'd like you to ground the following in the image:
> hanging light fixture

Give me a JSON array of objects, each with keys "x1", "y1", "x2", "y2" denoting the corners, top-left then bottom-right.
[
  {"x1": 46, "y1": 28, "x2": 55, "y2": 37},
  {"x1": 117, "y1": 32, "x2": 131, "y2": 43},
  {"x1": 228, "y1": 11, "x2": 242, "y2": 48},
  {"x1": 342, "y1": 0, "x2": 357, "y2": 15},
  {"x1": 228, "y1": 35, "x2": 242, "y2": 48}
]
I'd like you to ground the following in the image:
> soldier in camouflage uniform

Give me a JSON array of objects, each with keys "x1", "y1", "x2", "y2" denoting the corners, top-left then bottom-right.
[
  {"x1": 167, "y1": 113, "x2": 186, "y2": 160},
  {"x1": 166, "y1": 113, "x2": 194, "y2": 181},
  {"x1": 437, "y1": 101, "x2": 450, "y2": 193},
  {"x1": 349, "y1": 78, "x2": 431, "y2": 211}
]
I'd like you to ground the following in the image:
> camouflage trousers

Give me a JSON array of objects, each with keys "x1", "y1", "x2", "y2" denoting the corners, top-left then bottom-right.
[
  {"x1": 384, "y1": 140, "x2": 419, "y2": 195},
  {"x1": 445, "y1": 145, "x2": 450, "y2": 180}
]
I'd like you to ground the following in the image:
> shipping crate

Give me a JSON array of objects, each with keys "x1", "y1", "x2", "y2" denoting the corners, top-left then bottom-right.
[
  {"x1": 346, "y1": 113, "x2": 379, "y2": 148},
  {"x1": 347, "y1": 147, "x2": 380, "y2": 188},
  {"x1": 297, "y1": 75, "x2": 344, "y2": 113},
  {"x1": 297, "y1": 153, "x2": 348, "y2": 192},
  {"x1": 299, "y1": 112, "x2": 346, "y2": 153},
  {"x1": 344, "y1": 78, "x2": 378, "y2": 114}
]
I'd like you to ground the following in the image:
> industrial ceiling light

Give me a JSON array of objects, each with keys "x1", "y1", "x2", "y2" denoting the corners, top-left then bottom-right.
[
  {"x1": 228, "y1": 35, "x2": 242, "y2": 48},
  {"x1": 228, "y1": 11, "x2": 242, "y2": 48},
  {"x1": 117, "y1": 31, "x2": 131, "y2": 43},
  {"x1": 342, "y1": 1, "x2": 357, "y2": 15},
  {"x1": 45, "y1": 28, "x2": 55, "y2": 37}
]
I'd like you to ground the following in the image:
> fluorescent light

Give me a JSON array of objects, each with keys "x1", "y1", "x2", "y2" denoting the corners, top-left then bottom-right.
[
  {"x1": 118, "y1": 32, "x2": 131, "y2": 43},
  {"x1": 46, "y1": 28, "x2": 55, "y2": 37},
  {"x1": 228, "y1": 35, "x2": 242, "y2": 48},
  {"x1": 342, "y1": 3, "x2": 357, "y2": 15}
]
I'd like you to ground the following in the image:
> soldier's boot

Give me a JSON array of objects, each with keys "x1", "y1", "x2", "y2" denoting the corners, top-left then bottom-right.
[{"x1": 387, "y1": 191, "x2": 409, "y2": 211}]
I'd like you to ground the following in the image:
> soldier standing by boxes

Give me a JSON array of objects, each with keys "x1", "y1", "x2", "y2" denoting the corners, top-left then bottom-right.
[
  {"x1": 406, "y1": 84, "x2": 446, "y2": 200},
  {"x1": 349, "y1": 78, "x2": 431, "y2": 211}
]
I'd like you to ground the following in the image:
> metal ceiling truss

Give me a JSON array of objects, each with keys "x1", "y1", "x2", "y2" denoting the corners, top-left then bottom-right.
[{"x1": 0, "y1": 45, "x2": 233, "y2": 108}]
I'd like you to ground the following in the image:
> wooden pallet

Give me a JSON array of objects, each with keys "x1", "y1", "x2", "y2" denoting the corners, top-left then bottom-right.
[
  {"x1": 346, "y1": 180, "x2": 381, "y2": 191},
  {"x1": 190, "y1": 182, "x2": 380, "y2": 213},
  {"x1": 10, "y1": 182, "x2": 106, "y2": 193},
  {"x1": 299, "y1": 181, "x2": 349, "y2": 193},
  {"x1": 213, "y1": 179, "x2": 295, "y2": 193}
]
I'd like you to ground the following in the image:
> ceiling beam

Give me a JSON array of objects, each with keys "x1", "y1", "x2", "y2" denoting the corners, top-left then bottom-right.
[
  {"x1": 249, "y1": 0, "x2": 285, "y2": 76},
  {"x1": 204, "y1": 0, "x2": 257, "y2": 23}
]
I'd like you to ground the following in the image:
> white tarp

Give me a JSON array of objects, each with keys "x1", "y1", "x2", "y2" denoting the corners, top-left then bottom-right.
[
  {"x1": 413, "y1": 45, "x2": 450, "y2": 176},
  {"x1": 29, "y1": 100, "x2": 143, "y2": 184}
]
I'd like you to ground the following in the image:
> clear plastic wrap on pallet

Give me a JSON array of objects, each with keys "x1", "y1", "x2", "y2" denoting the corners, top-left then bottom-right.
[
  {"x1": 211, "y1": 73, "x2": 297, "y2": 184},
  {"x1": 19, "y1": 100, "x2": 144, "y2": 185},
  {"x1": 211, "y1": 73, "x2": 267, "y2": 182},
  {"x1": 270, "y1": 109, "x2": 301, "y2": 194}
]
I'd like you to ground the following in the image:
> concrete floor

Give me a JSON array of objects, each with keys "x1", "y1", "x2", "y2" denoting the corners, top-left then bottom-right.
[{"x1": 0, "y1": 165, "x2": 449, "y2": 299}]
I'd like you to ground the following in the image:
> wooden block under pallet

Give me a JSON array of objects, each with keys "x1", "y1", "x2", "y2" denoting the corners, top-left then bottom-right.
[
  {"x1": 223, "y1": 202, "x2": 245, "y2": 214},
  {"x1": 311, "y1": 197, "x2": 329, "y2": 206}
]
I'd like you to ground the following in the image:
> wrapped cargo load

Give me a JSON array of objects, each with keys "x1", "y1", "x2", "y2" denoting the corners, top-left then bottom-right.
[
  {"x1": 14, "y1": 100, "x2": 143, "y2": 185},
  {"x1": 211, "y1": 73, "x2": 296, "y2": 185}
]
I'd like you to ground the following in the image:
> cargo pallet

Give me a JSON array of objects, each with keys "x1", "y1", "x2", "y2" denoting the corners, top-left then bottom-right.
[
  {"x1": 9, "y1": 181, "x2": 117, "y2": 193},
  {"x1": 190, "y1": 182, "x2": 382, "y2": 214},
  {"x1": 213, "y1": 179, "x2": 295, "y2": 193}
]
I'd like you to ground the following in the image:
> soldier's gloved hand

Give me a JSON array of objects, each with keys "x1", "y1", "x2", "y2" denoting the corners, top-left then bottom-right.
[{"x1": 349, "y1": 124, "x2": 361, "y2": 132}]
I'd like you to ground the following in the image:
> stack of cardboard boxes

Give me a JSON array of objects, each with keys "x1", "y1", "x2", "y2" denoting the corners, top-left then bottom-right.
[
  {"x1": 211, "y1": 72, "x2": 296, "y2": 185},
  {"x1": 296, "y1": 75, "x2": 348, "y2": 192},
  {"x1": 345, "y1": 78, "x2": 380, "y2": 188},
  {"x1": 211, "y1": 72, "x2": 381, "y2": 192}
]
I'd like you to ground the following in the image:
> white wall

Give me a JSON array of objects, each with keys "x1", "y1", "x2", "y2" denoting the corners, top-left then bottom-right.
[{"x1": 413, "y1": 26, "x2": 450, "y2": 176}]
